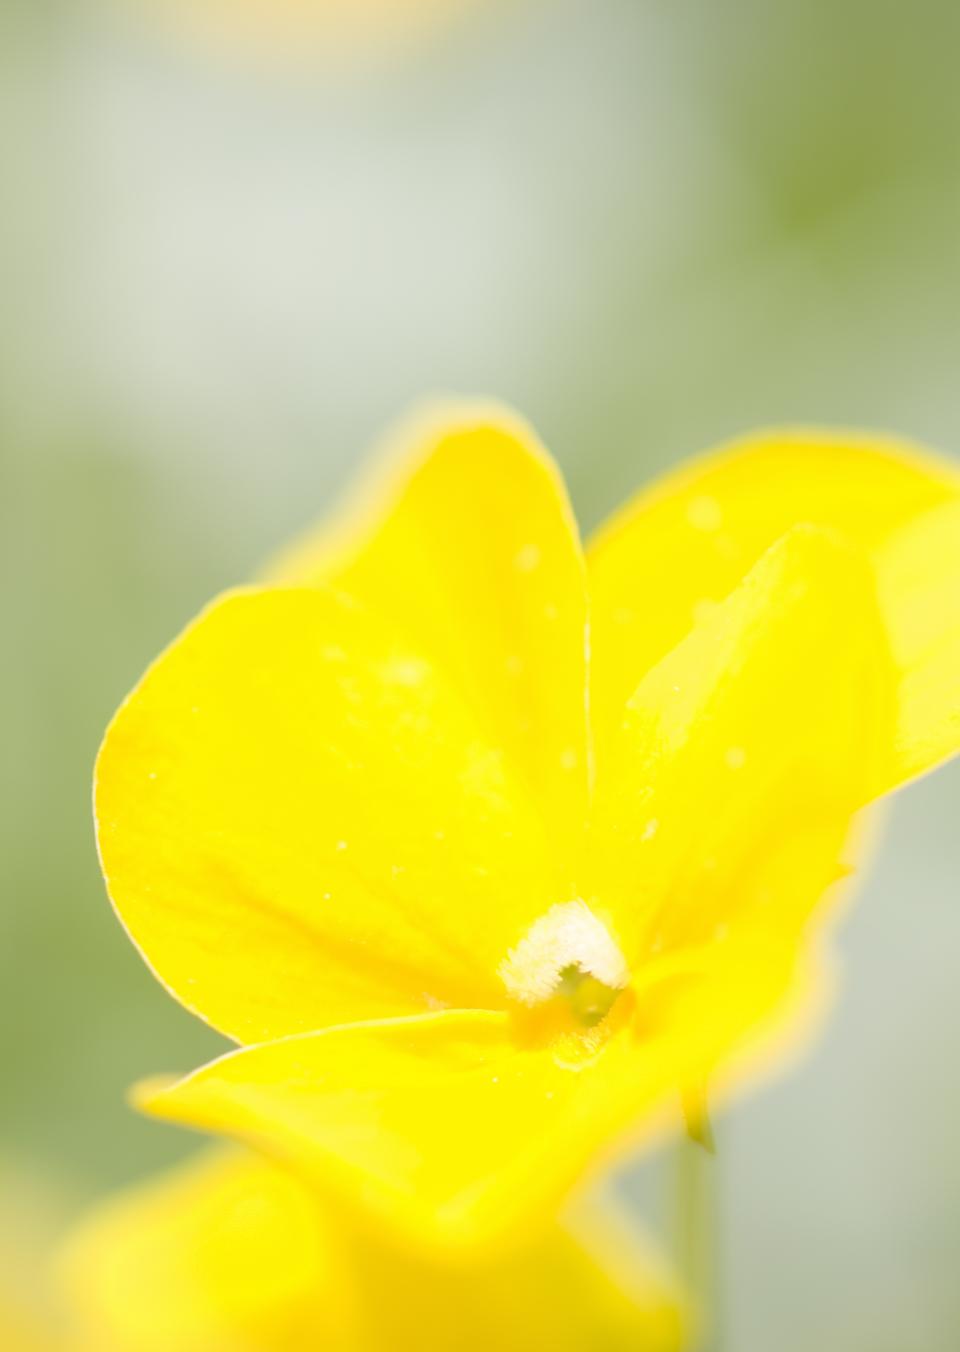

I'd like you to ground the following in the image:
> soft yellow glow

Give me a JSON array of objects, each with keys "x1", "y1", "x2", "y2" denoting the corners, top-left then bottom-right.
[
  {"x1": 135, "y1": 0, "x2": 476, "y2": 65},
  {"x1": 61, "y1": 1149, "x2": 685, "y2": 1352}
]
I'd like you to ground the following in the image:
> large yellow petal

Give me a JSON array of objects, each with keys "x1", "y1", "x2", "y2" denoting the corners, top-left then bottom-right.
[
  {"x1": 588, "y1": 428, "x2": 960, "y2": 788},
  {"x1": 95, "y1": 587, "x2": 571, "y2": 1043},
  {"x1": 588, "y1": 526, "x2": 894, "y2": 969},
  {"x1": 268, "y1": 403, "x2": 589, "y2": 842},
  {"x1": 61, "y1": 1148, "x2": 685, "y2": 1352}
]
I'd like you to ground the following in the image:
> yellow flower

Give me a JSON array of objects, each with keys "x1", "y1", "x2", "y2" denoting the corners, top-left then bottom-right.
[
  {"x1": 0, "y1": 1309, "x2": 55, "y2": 1352},
  {"x1": 61, "y1": 1148, "x2": 684, "y2": 1351},
  {"x1": 95, "y1": 405, "x2": 960, "y2": 1247},
  {"x1": 0, "y1": 1165, "x2": 68, "y2": 1352},
  {"x1": 136, "y1": 0, "x2": 474, "y2": 65}
]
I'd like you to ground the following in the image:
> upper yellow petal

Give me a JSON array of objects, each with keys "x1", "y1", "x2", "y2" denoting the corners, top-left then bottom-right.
[
  {"x1": 588, "y1": 428, "x2": 960, "y2": 789},
  {"x1": 588, "y1": 525, "x2": 894, "y2": 965},
  {"x1": 95, "y1": 586, "x2": 572, "y2": 1043},
  {"x1": 874, "y1": 498, "x2": 960, "y2": 790},
  {"x1": 268, "y1": 403, "x2": 590, "y2": 843},
  {"x1": 61, "y1": 1147, "x2": 685, "y2": 1352}
]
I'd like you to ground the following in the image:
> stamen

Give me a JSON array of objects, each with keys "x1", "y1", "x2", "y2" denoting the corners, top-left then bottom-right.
[{"x1": 499, "y1": 900, "x2": 629, "y2": 1020}]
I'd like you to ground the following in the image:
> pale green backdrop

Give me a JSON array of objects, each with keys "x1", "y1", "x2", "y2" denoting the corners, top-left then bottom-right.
[{"x1": 2, "y1": 2, "x2": 960, "y2": 1347}]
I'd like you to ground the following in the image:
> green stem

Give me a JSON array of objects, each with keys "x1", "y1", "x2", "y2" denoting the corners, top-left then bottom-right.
[{"x1": 672, "y1": 1134, "x2": 721, "y2": 1351}]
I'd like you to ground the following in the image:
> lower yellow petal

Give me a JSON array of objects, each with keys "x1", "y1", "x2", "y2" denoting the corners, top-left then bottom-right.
[
  {"x1": 61, "y1": 1148, "x2": 685, "y2": 1352},
  {"x1": 134, "y1": 1010, "x2": 690, "y2": 1252},
  {"x1": 133, "y1": 968, "x2": 826, "y2": 1255},
  {"x1": 134, "y1": 1011, "x2": 570, "y2": 1250}
]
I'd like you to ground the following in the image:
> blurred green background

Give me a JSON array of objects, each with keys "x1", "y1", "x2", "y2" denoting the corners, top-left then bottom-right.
[{"x1": 3, "y1": 1, "x2": 960, "y2": 1347}]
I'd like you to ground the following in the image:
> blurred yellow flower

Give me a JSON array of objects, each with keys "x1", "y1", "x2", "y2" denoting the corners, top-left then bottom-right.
[
  {"x1": 61, "y1": 1148, "x2": 684, "y2": 1351},
  {"x1": 0, "y1": 1165, "x2": 69, "y2": 1352},
  {"x1": 0, "y1": 1311, "x2": 54, "y2": 1352},
  {"x1": 95, "y1": 405, "x2": 960, "y2": 1247},
  {"x1": 138, "y1": 0, "x2": 475, "y2": 64}
]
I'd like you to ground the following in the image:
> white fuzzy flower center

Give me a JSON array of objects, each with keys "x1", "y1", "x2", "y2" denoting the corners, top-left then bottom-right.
[{"x1": 499, "y1": 900, "x2": 629, "y2": 1024}]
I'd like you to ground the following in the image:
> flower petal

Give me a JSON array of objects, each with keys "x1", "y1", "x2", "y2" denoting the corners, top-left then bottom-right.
[
  {"x1": 134, "y1": 1011, "x2": 569, "y2": 1250},
  {"x1": 95, "y1": 588, "x2": 571, "y2": 1043},
  {"x1": 0, "y1": 1310, "x2": 54, "y2": 1352},
  {"x1": 60, "y1": 1150, "x2": 356, "y2": 1351},
  {"x1": 588, "y1": 428, "x2": 960, "y2": 787},
  {"x1": 874, "y1": 499, "x2": 960, "y2": 790},
  {"x1": 132, "y1": 1007, "x2": 715, "y2": 1251},
  {"x1": 133, "y1": 947, "x2": 830, "y2": 1254},
  {"x1": 588, "y1": 526, "x2": 894, "y2": 966},
  {"x1": 61, "y1": 1147, "x2": 685, "y2": 1352},
  {"x1": 268, "y1": 403, "x2": 589, "y2": 842}
]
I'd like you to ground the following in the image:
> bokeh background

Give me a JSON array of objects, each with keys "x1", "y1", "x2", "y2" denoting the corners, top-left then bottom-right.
[{"x1": 3, "y1": 1, "x2": 960, "y2": 1348}]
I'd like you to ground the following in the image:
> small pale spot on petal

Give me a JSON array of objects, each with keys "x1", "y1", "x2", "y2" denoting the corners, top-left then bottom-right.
[
  {"x1": 514, "y1": 543, "x2": 542, "y2": 572},
  {"x1": 686, "y1": 495, "x2": 723, "y2": 531},
  {"x1": 559, "y1": 747, "x2": 579, "y2": 771},
  {"x1": 382, "y1": 656, "x2": 429, "y2": 687},
  {"x1": 641, "y1": 818, "x2": 659, "y2": 841},
  {"x1": 725, "y1": 745, "x2": 747, "y2": 771}
]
